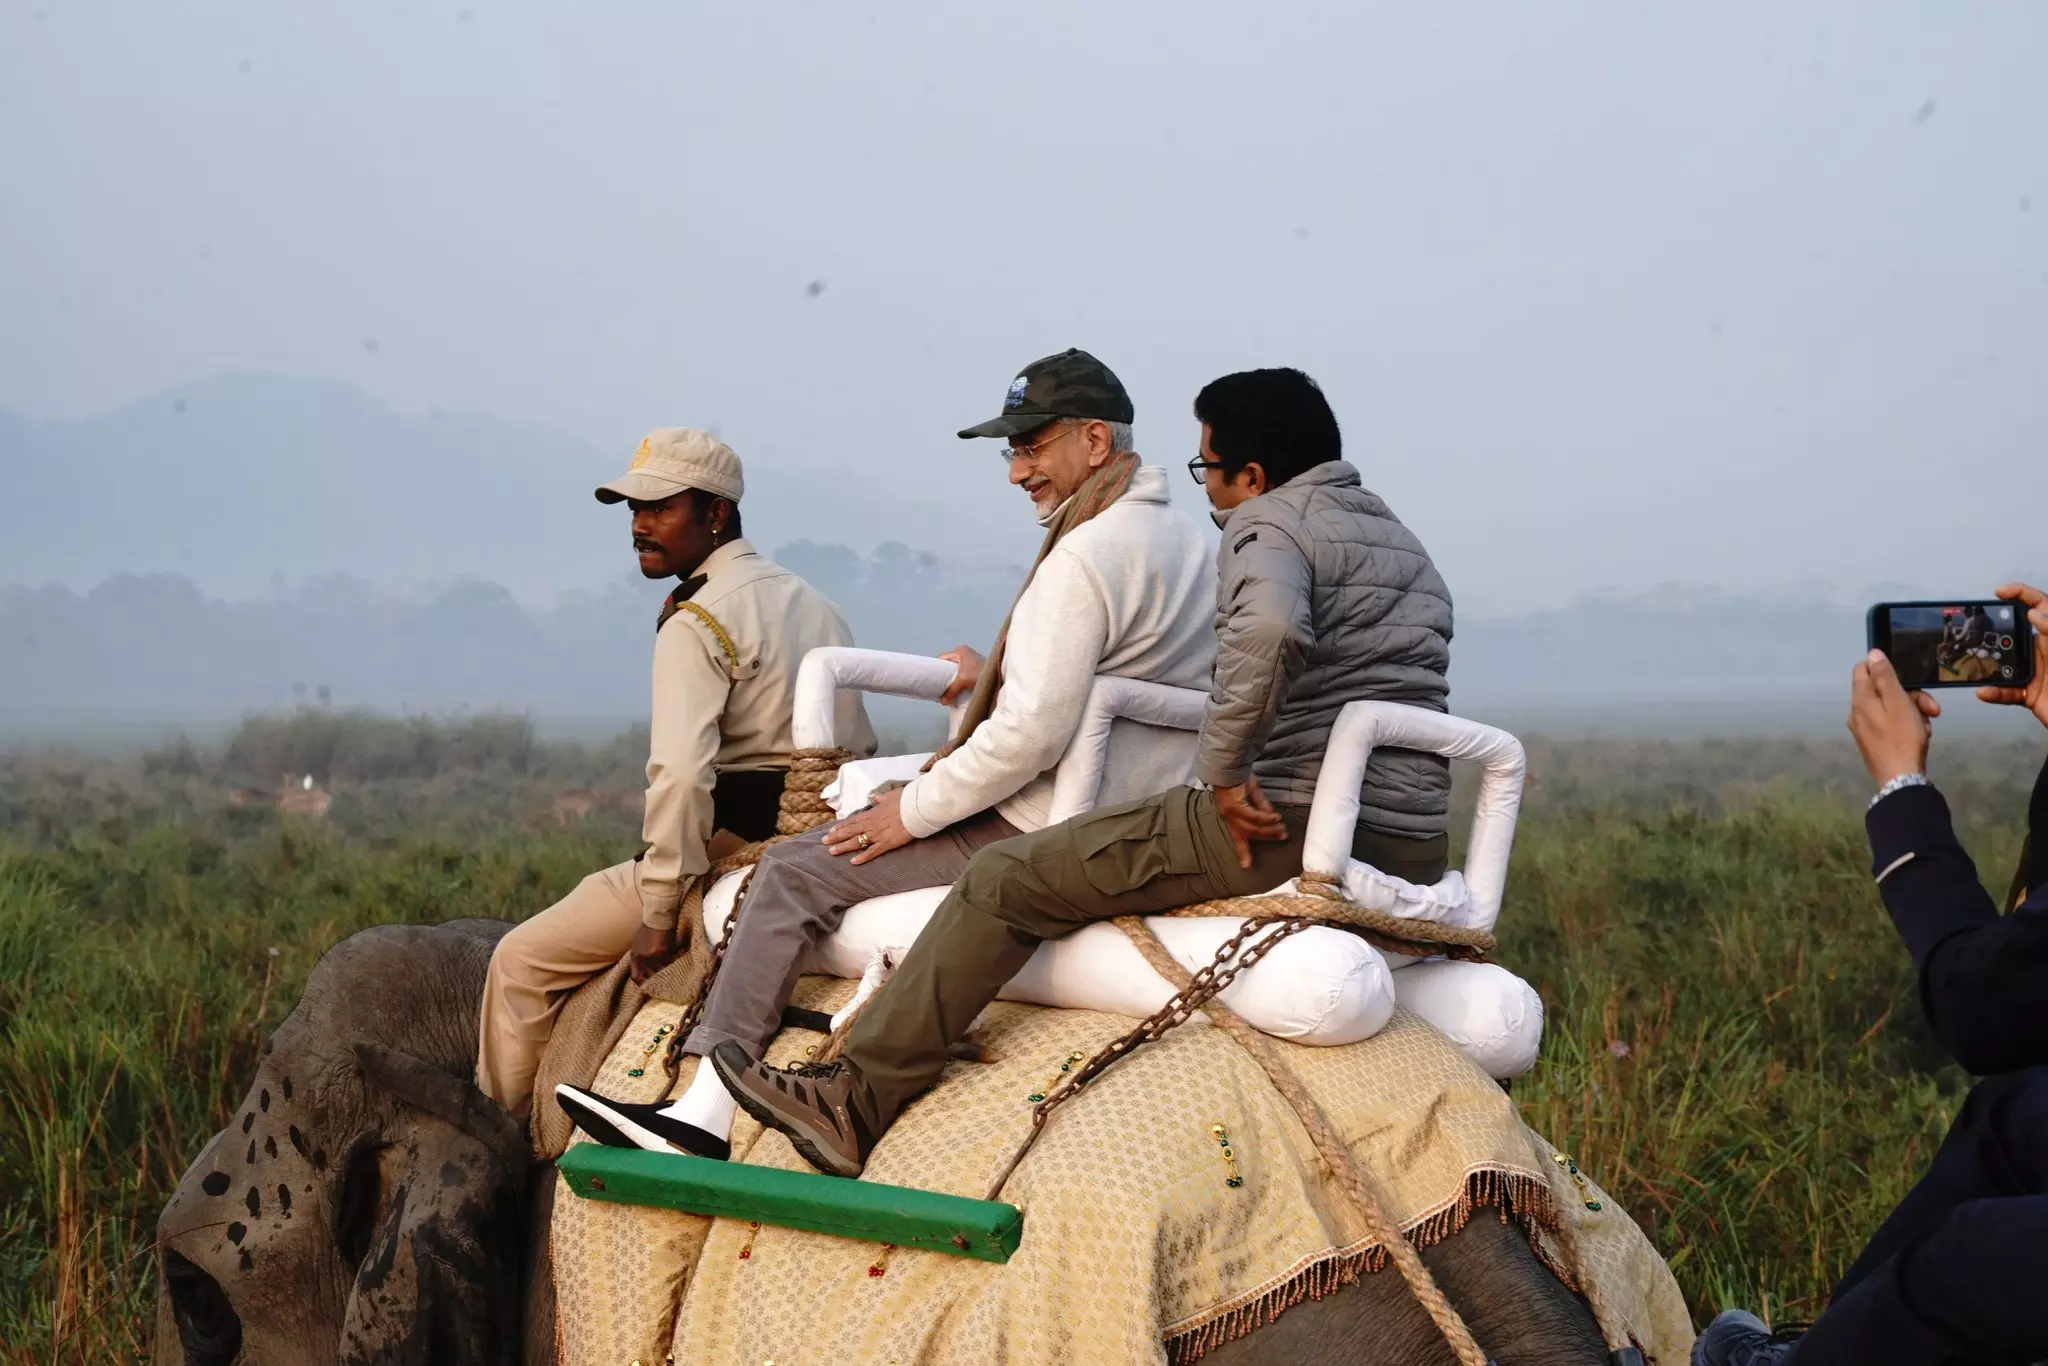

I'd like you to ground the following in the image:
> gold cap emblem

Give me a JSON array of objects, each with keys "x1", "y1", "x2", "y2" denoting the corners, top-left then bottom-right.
[{"x1": 628, "y1": 436, "x2": 653, "y2": 469}]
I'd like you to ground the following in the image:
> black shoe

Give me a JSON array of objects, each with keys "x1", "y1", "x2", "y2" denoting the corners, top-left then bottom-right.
[
  {"x1": 1692, "y1": 1310, "x2": 1804, "y2": 1366},
  {"x1": 553, "y1": 1083, "x2": 730, "y2": 1161}
]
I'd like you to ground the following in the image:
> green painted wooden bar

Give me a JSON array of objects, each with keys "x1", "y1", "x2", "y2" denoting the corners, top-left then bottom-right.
[{"x1": 556, "y1": 1144, "x2": 1024, "y2": 1265}]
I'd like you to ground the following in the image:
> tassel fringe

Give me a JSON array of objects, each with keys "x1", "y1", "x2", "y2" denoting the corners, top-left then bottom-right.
[{"x1": 1161, "y1": 1164, "x2": 1567, "y2": 1365}]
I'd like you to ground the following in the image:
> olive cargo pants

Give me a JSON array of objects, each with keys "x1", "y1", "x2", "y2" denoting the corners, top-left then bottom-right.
[{"x1": 838, "y1": 785, "x2": 1448, "y2": 1132}]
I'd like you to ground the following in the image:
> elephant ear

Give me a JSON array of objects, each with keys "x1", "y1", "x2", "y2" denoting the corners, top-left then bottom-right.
[
  {"x1": 352, "y1": 1042, "x2": 528, "y2": 1178},
  {"x1": 335, "y1": 1044, "x2": 526, "y2": 1366}
]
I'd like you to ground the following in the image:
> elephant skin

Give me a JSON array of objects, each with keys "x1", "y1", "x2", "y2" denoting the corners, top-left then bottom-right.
[
  {"x1": 1199, "y1": 1213, "x2": 1609, "y2": 1366},
  {"x1": 155, "y1": 919, "x2": 530, "y2": 1366},
  {"x1": 157, "y1": 921, "x2": 1613, "y2": 1366}
]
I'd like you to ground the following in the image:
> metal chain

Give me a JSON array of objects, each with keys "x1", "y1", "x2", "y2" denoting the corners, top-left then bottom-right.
[
  {"x1": 658, "y1": 865, "x2": 758, "y2": 1095},
  {"x1": 982, "y1": 916, "x2": 1313, "y2": 1200}
]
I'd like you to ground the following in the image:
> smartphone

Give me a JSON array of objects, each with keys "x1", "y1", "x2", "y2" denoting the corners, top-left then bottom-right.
[{"x1": 1867, "y1": 600, "x2": 2037, "y2": 689}]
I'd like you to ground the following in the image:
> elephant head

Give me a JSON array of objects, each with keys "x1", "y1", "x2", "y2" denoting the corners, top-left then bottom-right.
[{"x1": 155, "y1": 920, "x2": 529, "y2": 1366}]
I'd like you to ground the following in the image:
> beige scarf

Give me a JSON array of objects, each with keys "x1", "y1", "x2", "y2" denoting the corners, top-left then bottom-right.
[{"x1": 936, "y1": 449, "x2": 1140, "y2": 760}]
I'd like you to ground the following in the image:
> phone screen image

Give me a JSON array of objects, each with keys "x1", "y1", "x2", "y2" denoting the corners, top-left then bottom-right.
[{"x1": 1881, "y1": 602, "x2": 2028, "y2": 688}]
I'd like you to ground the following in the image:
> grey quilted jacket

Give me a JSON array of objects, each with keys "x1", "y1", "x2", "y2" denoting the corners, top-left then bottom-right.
[{"x1": 1193, "y1": 461, "x2": 1453, "y2": 838}]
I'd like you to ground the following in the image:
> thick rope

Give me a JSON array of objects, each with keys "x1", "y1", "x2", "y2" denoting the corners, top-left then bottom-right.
[
  {"x1": 1112, "y1": 917, "x2": 1492, "y2": 1366},
  {"x1": 1160, "y1": 870, "x2": 1496, "y2": 961},
  {"x1": 774, "y1": 747, "x2": 850, "y2": 835},
  {"x1": 1130, "y1": 890, "x2": 1632, "y2": 1354},
  {"x1": 813, "y1": 997, "x2": 867, "y2": 1063}
]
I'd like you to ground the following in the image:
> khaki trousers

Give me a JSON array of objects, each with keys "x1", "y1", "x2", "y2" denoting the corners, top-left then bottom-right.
[
  {"x1": 839, "y1": 787, "x2": 1448, "y2": 1131},
  {"x1": 476, "y1": 858, "x2": 646, "y2": 1120}
]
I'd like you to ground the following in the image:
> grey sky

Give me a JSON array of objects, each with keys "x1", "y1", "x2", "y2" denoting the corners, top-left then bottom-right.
[{"x1": 3, "y1": 2, "x2": 2043, "y2": 613}]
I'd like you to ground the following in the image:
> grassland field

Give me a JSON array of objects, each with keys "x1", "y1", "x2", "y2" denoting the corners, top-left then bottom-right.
[{"x1": 3, "y1": 708, "x2": 2045, "y2": 1360}]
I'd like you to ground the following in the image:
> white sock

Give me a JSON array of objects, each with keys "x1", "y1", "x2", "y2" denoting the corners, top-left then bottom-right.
[{"x1": 658, "y1": 1056, "x2": 737, "y2": 1140}]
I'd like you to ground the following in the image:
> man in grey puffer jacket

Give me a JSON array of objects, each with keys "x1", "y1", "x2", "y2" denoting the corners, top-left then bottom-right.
[
  {"x1": 716, "y1": 366, "x2": 1455, "y2": 1177},
  {"x1": 1197, "y1": 371, "x2": 1454, "y2": 870}
]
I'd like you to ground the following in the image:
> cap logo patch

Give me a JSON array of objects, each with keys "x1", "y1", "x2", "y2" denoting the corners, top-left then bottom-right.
[
  {"x1": 1004, "y1": 376, "x2": 1029, "y2": 410},
  {"x1": 629, "y1": 437, "x2": 653, "y2": 469}
]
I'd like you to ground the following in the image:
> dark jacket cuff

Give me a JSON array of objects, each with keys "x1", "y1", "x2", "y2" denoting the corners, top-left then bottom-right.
[{"x1": 1866, "y1": 782, "x2": 1954, "y2": 877}]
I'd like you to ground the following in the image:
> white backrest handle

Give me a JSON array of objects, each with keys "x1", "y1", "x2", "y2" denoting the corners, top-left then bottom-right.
[
  {"x1": 1301, "y1": 701, "x2": 1526, "y2": 932},
  {"x1": 1044, "y1": 678, "x2": 1208, "y2": 823},
  {"x1": 791, "y1": 647, "x2": 962, "y2": 749}
]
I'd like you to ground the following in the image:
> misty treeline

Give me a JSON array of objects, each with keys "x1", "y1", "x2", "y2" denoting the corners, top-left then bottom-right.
[
  {"x1": 0, "y1": 704, "x2": 961, "y2": 845},
  {"x1": 0, "y1": 540, "x2": 1023, "y2": 722},
  {"x1": 142, "y1": 710, "x2": 623, "y2": 787},
  {"x1": 3, "y1": 543, "x2": 1901, "y2": 728}
]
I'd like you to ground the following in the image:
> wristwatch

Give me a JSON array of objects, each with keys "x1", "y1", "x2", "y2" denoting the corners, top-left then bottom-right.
[{"x1": 1869, "y1": 773, "x2": 1929, "y2": 809}]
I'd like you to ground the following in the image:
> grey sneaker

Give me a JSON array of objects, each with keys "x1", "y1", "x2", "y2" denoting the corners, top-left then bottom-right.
[
  {"x1": 710, "y1": 1041, "x2": 874, "y2": 1178},
  {"x1": 1692, "y1": 1310, "x2": 1803, "y2": 1366}
]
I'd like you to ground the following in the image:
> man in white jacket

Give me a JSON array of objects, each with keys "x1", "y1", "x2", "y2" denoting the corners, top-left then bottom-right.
[{"x1": 557, "y1": 348, "x2": 1215, "y2": 1158}]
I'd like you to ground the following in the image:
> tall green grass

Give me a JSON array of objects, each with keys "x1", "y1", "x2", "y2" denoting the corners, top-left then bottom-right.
[
  {"x1": 1498, "y1": 796, "x2": 2013, "y2": 1323},
  {"x1": 0, "y1": 747, "x2": 635, "y2": 1360},
  {"x1": 1, "y1": 712, "x2": 2041, "y2": 1357}
]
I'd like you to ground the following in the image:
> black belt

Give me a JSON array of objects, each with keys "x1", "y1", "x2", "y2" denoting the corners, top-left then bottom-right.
[{"x1": 712, "y1": 769, "x2": 787, "y2": 843}]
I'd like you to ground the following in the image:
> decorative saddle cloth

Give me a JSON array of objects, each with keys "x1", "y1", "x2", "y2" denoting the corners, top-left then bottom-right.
[{"x1": 547, "y1": 980, "x2": 1694, "y2": 1366}]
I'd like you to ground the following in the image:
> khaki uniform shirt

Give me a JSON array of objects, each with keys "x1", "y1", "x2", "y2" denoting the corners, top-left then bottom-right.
[{"x1": 640, "y1": 538, "x2": 875, "y2": 928}]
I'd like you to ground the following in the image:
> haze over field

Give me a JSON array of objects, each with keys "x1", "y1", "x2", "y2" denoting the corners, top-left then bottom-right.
[{"x1": 3, "y1": 3, "x2": 2044, "y2": 733}]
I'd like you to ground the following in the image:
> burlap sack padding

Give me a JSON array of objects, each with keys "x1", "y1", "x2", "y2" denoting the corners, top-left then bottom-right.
[{"x1": 548, "y1": 983, "x2": 1694, "y2": 1365}]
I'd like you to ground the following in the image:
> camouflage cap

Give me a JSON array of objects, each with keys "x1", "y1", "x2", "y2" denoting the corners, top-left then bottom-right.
[{"x1": 957, "y1": 348, "x2": 1135, "y2": 440}]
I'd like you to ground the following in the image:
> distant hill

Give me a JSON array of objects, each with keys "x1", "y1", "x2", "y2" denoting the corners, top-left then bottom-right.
[
  {"x1": 7, "y1": 373, "x2": 2040, "y2": 740},
  {"x1": 0, "y1": 373, "x2": 1039, "y2": 602}
]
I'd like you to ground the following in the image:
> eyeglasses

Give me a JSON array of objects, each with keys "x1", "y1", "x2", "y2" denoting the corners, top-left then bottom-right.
[
  {"x1": 1186, "y1": 456, "x2": 1226, "y2": 485},
  {"x1": 1003, "y1": 422, "x2": 1082, "y2": 464}
]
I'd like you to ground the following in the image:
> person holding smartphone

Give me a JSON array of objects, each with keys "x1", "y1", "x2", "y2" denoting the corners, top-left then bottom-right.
[{"x1": 1695, "y1": 582, "x2": 2048, "y2": 1364}]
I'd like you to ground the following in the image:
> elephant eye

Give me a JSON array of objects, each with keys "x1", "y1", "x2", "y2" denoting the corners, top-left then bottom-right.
[{"x1": 333, "y1": 1139, "x2": 391, "y2": 1269}]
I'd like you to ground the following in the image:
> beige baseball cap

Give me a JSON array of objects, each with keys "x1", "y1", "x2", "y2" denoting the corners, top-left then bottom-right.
[{"x1": 593, "y1": 427, "x2": 746, "y2": 505}]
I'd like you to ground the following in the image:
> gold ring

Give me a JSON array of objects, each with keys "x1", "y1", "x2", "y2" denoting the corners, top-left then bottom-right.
[{"x1": 857, "y1": 834, "x2": 872, "y2": 850}]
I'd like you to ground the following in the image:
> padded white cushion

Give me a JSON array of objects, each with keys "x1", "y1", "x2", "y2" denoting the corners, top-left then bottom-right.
[
  {"x1": 755, "y1": 678, "x2": 1544, "y2": 1075},
  {"x1": 701, "y1": 871, "x2": 1396, "y2": 1047},
  {"x1": 1390, "y1": 960, "x2": 1545, "y2": 1080},
  {"x1": 822, "y1": 754, "x2": 934, "y2": 820}
]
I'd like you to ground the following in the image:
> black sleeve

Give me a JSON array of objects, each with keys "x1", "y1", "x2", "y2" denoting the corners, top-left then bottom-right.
[
  {"x1": 2008, "y1": 754, "x2": 2048, "y2": 910},
  {"x1": 2034, "y1": 754, "x2": 2048, "y2": 846},
  {"x1": 1866, "y1": 780, "x2": 2048, "y2": 1074}
]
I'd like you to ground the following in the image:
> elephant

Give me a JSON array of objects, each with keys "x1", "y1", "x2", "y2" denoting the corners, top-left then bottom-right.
[
  {"x1": 155, "y1": 919, "x2": 1615, "y2": 1365},
  {"x1": 154, "y1": 920, "x2": 535, "y2": 1366}
]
